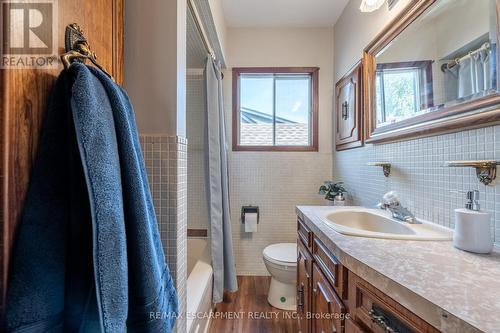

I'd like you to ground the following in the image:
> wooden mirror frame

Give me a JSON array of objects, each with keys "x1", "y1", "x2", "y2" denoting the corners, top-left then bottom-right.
[{"x1": 364, "y1": 0, "x2": 500, "y2": 143}]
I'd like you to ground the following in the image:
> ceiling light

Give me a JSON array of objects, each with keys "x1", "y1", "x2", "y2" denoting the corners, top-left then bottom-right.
[{"x1": 360, "y1": 0, "x2": 385, "y2": 12}]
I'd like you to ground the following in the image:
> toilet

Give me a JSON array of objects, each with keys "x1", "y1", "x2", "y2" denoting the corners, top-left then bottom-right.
[{"x1": 262, "y1": 243, "x2": 297, "y2": 310}]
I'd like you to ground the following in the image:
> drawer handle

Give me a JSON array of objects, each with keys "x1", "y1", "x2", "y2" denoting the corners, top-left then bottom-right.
[
  {"x1": 297, "y1": 283, "x2": 304, "y2": 308},
  {"x1": 368, "y1": 309, "x2": 397, "y2": 333}
]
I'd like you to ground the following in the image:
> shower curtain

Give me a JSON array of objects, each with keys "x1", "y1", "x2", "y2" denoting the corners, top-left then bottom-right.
[
  {"x1": 457, "y1": 48, "x2": 491, "y2": 98},
  {"x1": 204, "y1": 56, "x2": 238, "y2": 303},
  {"x1": 445, "y1": 47, "x2": 492, "y2": 100}
]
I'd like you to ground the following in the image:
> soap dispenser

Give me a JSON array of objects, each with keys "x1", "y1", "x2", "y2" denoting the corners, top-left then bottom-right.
[{"x1": 453, "y1": 190, "x2": 493, "y2": 254}]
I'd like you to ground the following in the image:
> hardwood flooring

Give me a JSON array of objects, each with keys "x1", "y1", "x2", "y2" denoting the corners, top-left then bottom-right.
[{"x1": 209, "y1": 276, "x2": 298, "y2": 333}]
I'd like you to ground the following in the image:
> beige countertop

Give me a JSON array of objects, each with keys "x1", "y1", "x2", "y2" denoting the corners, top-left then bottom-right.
[{"x1": 297, "y1": 206, "x2": 500, "y2": 333}]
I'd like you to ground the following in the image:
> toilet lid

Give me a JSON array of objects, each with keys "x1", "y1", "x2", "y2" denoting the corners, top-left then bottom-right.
[{"x1": 263, "y1": 243, "x2": 297, "y2": 264}]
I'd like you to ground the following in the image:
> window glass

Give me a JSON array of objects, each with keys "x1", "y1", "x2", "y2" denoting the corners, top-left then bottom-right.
[
  {"x1": 275, "y1": 75, "x2": 311, "y2": 146},
  {"x1": 237, "y1": 72, "x2": 314, "y2": 148},
  {"x1": 376, "y1": 63, "x2": 432, "y2": 126},
  {"x1": 240, "y1": 75, "x2": 274, "y2": 146}
]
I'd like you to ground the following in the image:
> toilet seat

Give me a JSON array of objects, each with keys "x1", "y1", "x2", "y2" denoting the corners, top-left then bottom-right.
[{"x1": 263, "y1": 243, "x2": 297, "y2": 266}]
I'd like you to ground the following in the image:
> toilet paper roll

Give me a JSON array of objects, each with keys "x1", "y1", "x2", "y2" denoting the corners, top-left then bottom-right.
[{"x1": 244, "y1": 212, "x2": 258, "y2": 233}]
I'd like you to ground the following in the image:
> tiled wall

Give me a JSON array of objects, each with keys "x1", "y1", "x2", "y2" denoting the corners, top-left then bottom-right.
[
  {"x1": 333, "y1": 125, "x2": 500, "y2": 247},
  {"x1": 229, "y1": 152, "x2": 332, "y2": 275},
  {"x1": 186, "y1": 72, "x2": 210, "y2": 231},
  {"x1": 140, "y1": 135, "x2": 188, "y2": 333},
  {"x1": 224, "y1": 27, "x2": 335, "y2": 276}
]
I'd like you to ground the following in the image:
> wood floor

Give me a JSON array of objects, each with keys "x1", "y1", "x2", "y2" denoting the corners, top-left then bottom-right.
[{"x1": 209, "y1": 276, "x2": 298, "y2": 333}]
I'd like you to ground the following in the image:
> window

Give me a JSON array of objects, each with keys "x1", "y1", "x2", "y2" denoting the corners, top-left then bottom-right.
[
  {"x1": 376, "y1": 61, "x2": 433, "y2": 126},
  {"x1": 232, "y1": 67, "x2": 319, "y2": 151}
]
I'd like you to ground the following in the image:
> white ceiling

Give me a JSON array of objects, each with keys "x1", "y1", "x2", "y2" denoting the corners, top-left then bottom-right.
[{"x1": 221, "y1": 0, "x2": 350, "y2": 28}]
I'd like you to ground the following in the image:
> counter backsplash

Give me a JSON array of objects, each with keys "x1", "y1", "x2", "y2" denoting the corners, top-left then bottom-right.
[{"x1": 334, "y1": 125, "x2": 500, "y2": 247}]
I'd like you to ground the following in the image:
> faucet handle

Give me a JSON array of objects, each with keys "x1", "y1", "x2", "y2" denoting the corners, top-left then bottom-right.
[{"x1": 382, "y1": 191, "x2": 400, "y2": 206}]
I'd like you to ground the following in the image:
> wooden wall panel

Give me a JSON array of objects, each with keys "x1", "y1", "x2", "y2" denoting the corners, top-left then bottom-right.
[{"x1": 0, "y1": 0, "x2": 124, "y2": 312}]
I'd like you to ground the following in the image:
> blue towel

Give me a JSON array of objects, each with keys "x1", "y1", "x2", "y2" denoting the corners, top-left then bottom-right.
[{"x1": 5, "y1": 63, "x2": 178, "y2": 333}]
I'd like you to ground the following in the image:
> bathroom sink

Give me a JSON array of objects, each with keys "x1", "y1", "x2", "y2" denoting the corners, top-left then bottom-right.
[{"x1": 320, "y1": 207, "x2": 452, "y2": 240}]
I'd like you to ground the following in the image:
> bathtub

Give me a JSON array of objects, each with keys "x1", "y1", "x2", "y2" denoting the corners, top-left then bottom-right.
[{"x1": 187, "y1": 238, "x2": 213, "y2": 333}]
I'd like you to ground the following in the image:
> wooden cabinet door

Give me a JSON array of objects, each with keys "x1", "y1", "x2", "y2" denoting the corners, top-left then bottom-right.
[
  {"x1": 312, "y1": 263, "x2": 346, "y2": 333},
  {"x1": 0, "y1": 0, "x2": 123, "y2": 311},
  {"x1": 336, "y1": 61, "x2": 363, "y2": 151},
  {"x1": 298, "y1": 239, "x2": 313, "y2": 333}
]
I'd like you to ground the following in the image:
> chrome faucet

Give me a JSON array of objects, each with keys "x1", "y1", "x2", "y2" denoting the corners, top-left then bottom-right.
[{"x1": 377, "y1": 191, "x2": 419, "y2": 224}]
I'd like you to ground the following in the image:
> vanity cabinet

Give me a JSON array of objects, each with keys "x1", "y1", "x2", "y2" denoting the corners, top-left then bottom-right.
[
  {"x1": 297, "y1": 218, "x2": 348, "y2": 333},
  {"x1": 297, "y1": 218, "x2": 439, "y2": 333},
  {"x1": 335, "y1": 61, "x2": 363, "y2": 151}
]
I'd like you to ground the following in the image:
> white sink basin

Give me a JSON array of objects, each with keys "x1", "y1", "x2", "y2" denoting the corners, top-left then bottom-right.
[{"x1": 320, "y1": 207, "x2": 452, "y2": 240}]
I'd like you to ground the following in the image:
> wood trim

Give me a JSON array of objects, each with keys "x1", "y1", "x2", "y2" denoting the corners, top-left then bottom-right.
[
  {"x1": 1, "y1": 50, "x2": 7, "y2": 310},
  {"x1": 232, "y1": 67, "x2": 319, "y2": 152},
  {"x1": 364, "y1": 0, "x2": 436, "y2": 56},
  {"x1": 232, "y1": 145, "x2": 319, "y2": 152},
  {"x1": 364, "y1": 0, "x2": 500, "y2": 143},
  {"x1": 367, "y1": 105, "x2": 500, "y2": 143},
  {"x1": 187, "y1": 229, "x2": 208, "y2": 237},
  {"x1": 336, "y1": 141, "x2": 363, "y2": 151},
  {"x1": 232, "y1": 67, "x2": 320, "y2": 74},
  {"x1": 112, "y1": 0, "x2": 124, "y2": 85}
]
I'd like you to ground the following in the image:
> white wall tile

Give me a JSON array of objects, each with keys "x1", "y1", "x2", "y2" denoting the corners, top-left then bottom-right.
[
  {"x1": 334, "y1": 126, "x2": 500, "y2": 247},
  {"x1": 140, "y1": 135, "x2": 187, "y2": 333},
  {"x1": 229, "y1": 152, "x2": 332, "y2": 275}
]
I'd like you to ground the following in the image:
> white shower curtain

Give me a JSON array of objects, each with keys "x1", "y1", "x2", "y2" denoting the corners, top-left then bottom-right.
[
  {"x1": 457, "y1": 49, "x2": 491, "y2": 98},
  {"x1": 204, "y1": 56, "x2": 238, "y2": 303}
]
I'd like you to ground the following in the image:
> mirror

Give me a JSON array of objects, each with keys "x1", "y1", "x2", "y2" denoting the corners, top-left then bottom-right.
[{"x1": 365, "y1": 0, "x2": 500, "y2": 142}]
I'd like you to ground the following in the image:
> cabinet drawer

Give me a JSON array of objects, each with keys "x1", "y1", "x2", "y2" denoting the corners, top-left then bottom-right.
[
  {"x1": 312, "y1": 236, "x2": 347, "y2": 299},
  {"x1": 298, "y1": 218, "x2": 312, "y2": 249},
  {"x1": 349, "y1": 273, "x2": 439, "y2": 333}
]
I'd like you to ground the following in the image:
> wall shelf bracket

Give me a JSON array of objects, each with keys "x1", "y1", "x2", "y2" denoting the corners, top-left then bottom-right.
[
  {"x1": 368, "y1": 162, "x2": 391, "y2": 177},
  {"x1": 446, "y1": 160, "x2": 500, "y2": 185}
]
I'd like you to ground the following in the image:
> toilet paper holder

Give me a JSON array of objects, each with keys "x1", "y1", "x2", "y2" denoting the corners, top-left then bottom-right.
[{"x1": 241, "y1": 206, "x2": 259, "y2": 224}]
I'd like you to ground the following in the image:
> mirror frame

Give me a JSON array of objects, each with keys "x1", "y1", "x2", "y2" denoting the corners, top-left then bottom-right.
[{"x1": 364, "y1": 0, "x2": 500, "y2": 143}]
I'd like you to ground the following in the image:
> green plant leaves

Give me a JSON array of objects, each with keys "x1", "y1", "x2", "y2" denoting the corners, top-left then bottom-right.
[{"x1": 318, "y1": 181, "x2": 346, "y2": 201}]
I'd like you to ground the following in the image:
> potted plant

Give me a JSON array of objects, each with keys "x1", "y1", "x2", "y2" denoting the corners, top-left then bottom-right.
[{"x1": 318, "y1": 181, "x2": 347, "y2": 206}]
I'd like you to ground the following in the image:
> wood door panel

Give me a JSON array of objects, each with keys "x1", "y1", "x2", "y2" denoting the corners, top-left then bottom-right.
[
  {"x1": 335, "y1": 61, "x2": 363, "y2": 151},
  {"x1": 337, "y1": 81, "x2": 356, "y2": 140},
  {"x1": 1, "y1": 0, "x2": 123, "y2": 311},
  {"x1": 298, "y1": 239, "x2": 313, "y2": 333},
  {"x1": 312, "y1": 263, "x2": 346, "y2": 333}
]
